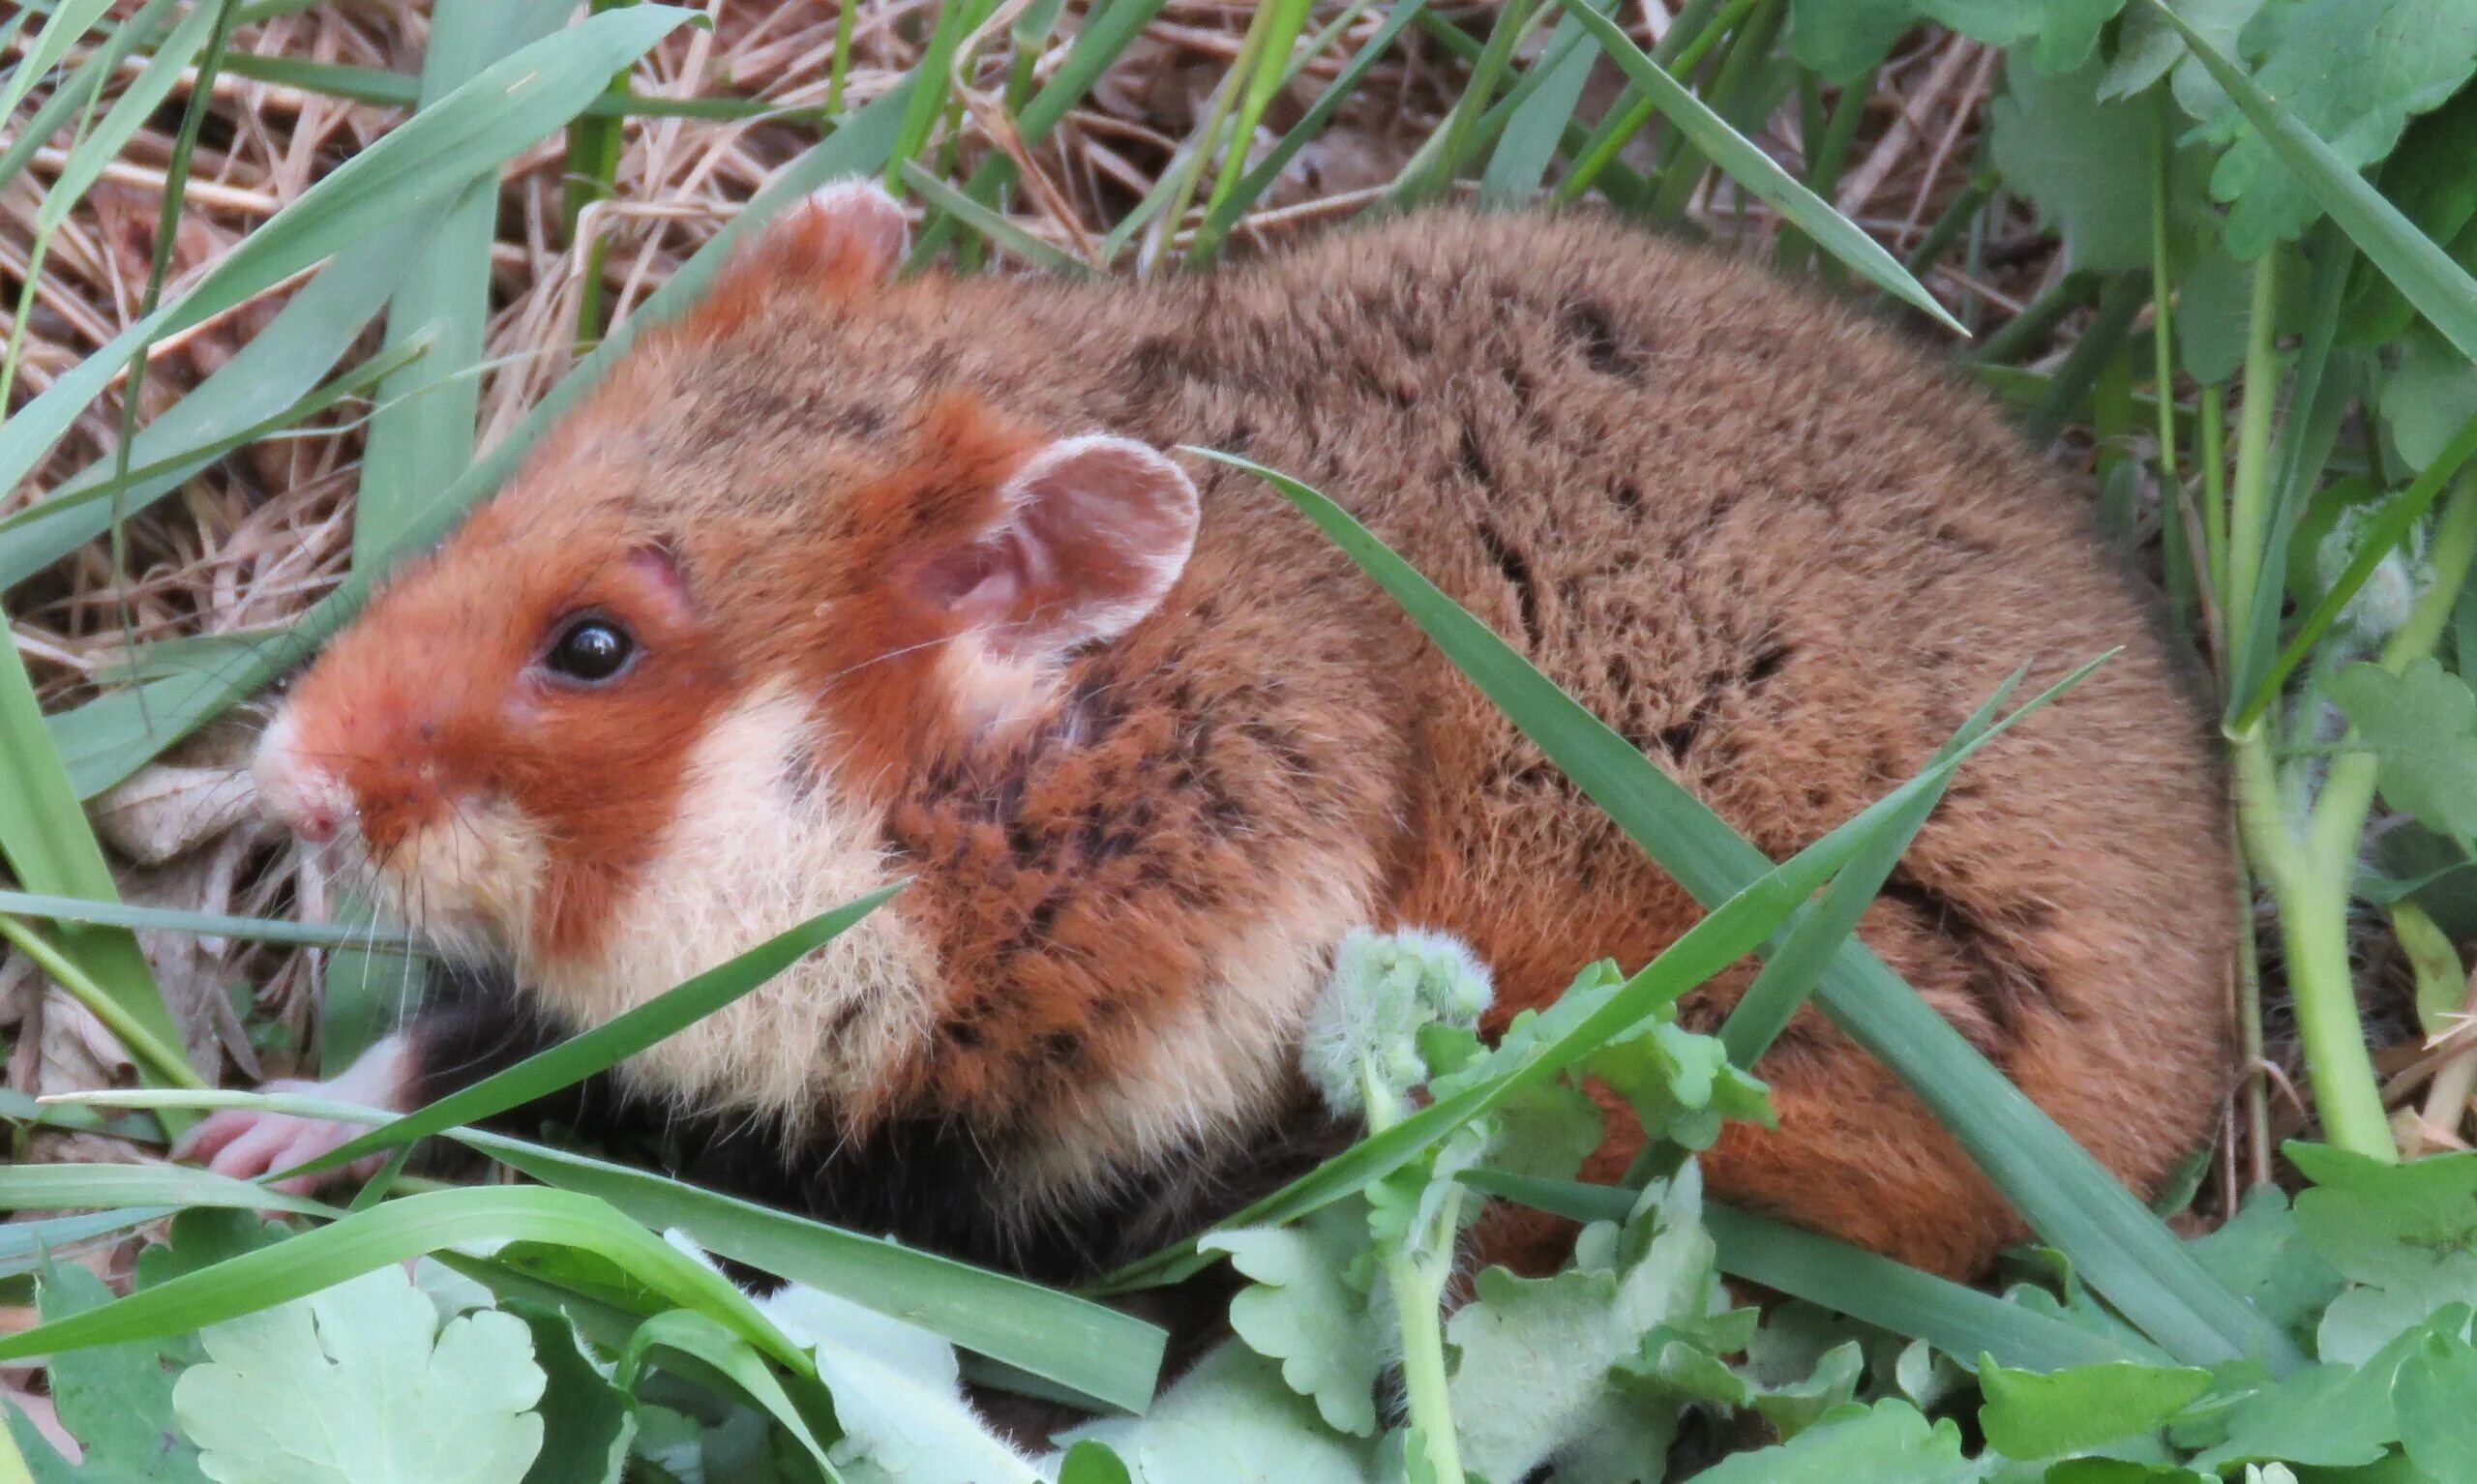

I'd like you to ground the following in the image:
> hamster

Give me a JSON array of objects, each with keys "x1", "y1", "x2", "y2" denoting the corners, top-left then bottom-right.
[{"x1": 186, "y1": 181, "x2": 2234, "y2": 1288}]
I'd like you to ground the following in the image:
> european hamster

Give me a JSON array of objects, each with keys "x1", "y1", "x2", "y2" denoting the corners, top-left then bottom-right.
[{"x1": 187, "y1": 181, "x2": 2233, "y2": 1287}]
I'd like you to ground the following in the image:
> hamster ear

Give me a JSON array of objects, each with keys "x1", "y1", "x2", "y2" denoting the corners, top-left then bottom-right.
[
  {"x1": 913, "y1": 435, "x2": 1199, "y2": 658},
  {"x1": 739, "y1": 178, "x2": 909, "y2": 295}
]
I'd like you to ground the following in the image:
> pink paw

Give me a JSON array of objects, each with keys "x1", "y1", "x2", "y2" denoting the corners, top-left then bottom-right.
[{"x1": 174, "y1": 1081, "x2": 385, "y2": 1196}]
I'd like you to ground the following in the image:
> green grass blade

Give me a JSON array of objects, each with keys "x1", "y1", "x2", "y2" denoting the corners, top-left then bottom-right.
[
  {"x1": 0, "y1": 4, "x2": 700, "y2": 511},
  {"x1": 1193, "y1": 449, "x2": 2299, "y2": 1372},
  {"x1": 1479, "y1": 0, "x2": 1613, "y2": 203},
  {"x1": 284, "y1": 884, "x2": 905, "y2": 1181},
  {"x1": 2149, "y1": 0, "x2": 2477, "y2": 362},
  {"x1": 0, "y1": 0, "x2": 183, "y2": 203},
  {"x1": 897, "y1": 161, "x2": 1100, "y2": 276},
  {"x1": 617, "y1": 1312, "x2": 843, "y2": 1480},
  {"x1": 0, "y1": 1210, "x2": 176, "y2": 1275},
  {"x1": 1198, "y1": 0, "x2": 1315, "y2": 226},
  {"x1": 1719, "y1": 668, "x2": 2026, "y2": 1067},
  {"x1": 0, "y1": 1187, "x2": 802, "y2": 1371},
  {"x1": 1189, "y1": 0, "x2": 1429, "y2": 258},
  {"x1": 0, "y1": 1163, "x2": 334, "y2": 1220},
  {"x1": 1461, "y1": 1172, "x2": 2149, "y2": 1372},
  {"x1": 470, "y1": 1132, "x2": 1167, "y2": 1415},
  {"x1": 0, "y1": 614, "x2": 194, "y2": 1101},
  {"x1": 0, "y1": 1085, "x2": 160, "y2": 1142},
  {"x1": 42, "y1": 83, "x2": 916, "y2": 801},
  {"x1": 0, "y1": 338, "x2": 428, "y2": 541},
  {"x1": 0, "y1": 887, "x2": 391, "y2": 948},
  {"x1": 0, "y1": 0, "x2": 112, "y2": 128},
  {"x1": 1550, "y1": 0, "x2": 1964, "y2": 334}
]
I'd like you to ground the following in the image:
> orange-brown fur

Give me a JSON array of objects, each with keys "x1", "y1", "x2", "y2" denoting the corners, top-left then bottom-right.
[{"x1": 264, "y1": 194, "x2": 2232, "y2": 1280}]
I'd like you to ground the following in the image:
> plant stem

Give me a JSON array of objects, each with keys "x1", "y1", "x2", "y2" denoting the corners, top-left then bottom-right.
[
  {"x1": 1359, "y1": 1057, "x2": 1466, "y2": 1484},
  {"x1": 2223, "y1": 254, "x2": 2280, "y2": 669}
]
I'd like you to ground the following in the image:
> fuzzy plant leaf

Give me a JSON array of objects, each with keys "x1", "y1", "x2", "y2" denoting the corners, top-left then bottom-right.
[
  {"x1": 2182, "y1": 1189, "x2": 2346, "y2": 1355},
  {"x1": 2288, "y1": 1144, "x2": 2477, "y2": 1363},
  {"x1": 5, "y1": 1261, "x2": 203, "y2": 1483},
  {"x1": 757, "y1": 1282, "x2": 1040, "y2": 1484},
  {"x1": 1200, "y1": 1205, "x2": 1387, "y2": 1437},
  {"x1": 1690, "y1": 1399, "x2": 1981, "y2": 1484},
  {"x1": 2191, "y1": 0, "x2": 2477, "y2": 255},
  {"x1": 1058, "y1": 1343, "x2": 1377, "y2": 1484},
  {"x1": 1976, "y1": 1360, "x2": 2214, "y2": 1461},
  {"x1": 171, "y1": 1264, "x2": 546, "y2": 1484},
  {"x1": 504, "y1": 1304, "x2": 634, "y2": 1484},
  {"x1": 1746, "y1": 1340, "x2": 1867, "y2": 1440},
  {"x1": 1444, "y1": 1171, "x2": 1724, "y2": 1484},
  {"x1": 2324, "y1": 658, "x2": 2477, "y2": 840}
]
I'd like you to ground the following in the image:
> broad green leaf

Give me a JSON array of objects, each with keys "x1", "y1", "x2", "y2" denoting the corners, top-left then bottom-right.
[
  {"x1": 1744, "y1": 1339, "x2": 1865, "y2": 1440},
  {"x1": 45, "y1": 83, "x2": 917, "y2": 798},
  {"x1": 761, "y1": 1284, "x2": 1040, "y2": 1484},
  {"x1": 1990, "y1": 52, "x2": 2195, "y2": 272},
  {"x1": 2288, "y1": 1144, "x2": 2477, "y2": 1363},
  {"x1": 2183, "y1": 1188, "x2": 2345, "y2": 1354},
  {"x1": 4, "y1": 1261, "x2": 203, "y2": 1483},
  {"x1": 172, "y1": 1264, "x2": 546, "y2": 1484},
  {"x1": 0, "y1": 1187, "x2": 798, "y2": 1373},
  {"x1": 1690, "y1": 1399, "x2": 1979, "y2": 1484},
  {"x1": 2394, "y1": 1326, "x2": 2477, "y2": 1483},
  {"x1": 2189, "y1": 0, "x2": 2477, "y2": 256},
  {"x1": 615, "y1": 1309, "x2": 839, "y2": 1482},
  {"x1": 1183, "y1": 449, "x2": 2289, "y2": 1372},
  {"x1": 1447, "y1": 1180, "x2": 1719, "y2": 1484},
  {"x1": 2342, "y1": 86, "x2": 2477, "y2": 347},
  {"x1": 1793, "y1": 0, "x2": 2125, "y2": 82},
  {"x1": 1057, "y1": 1344, "x2": 1377, "y2": 1484},
  {"x1": 2151, "y1": 0, "x2": 2477, "y2": 363},
  {"x1": 1978, "y1": 1360, "x2": 2213, "y2": 1460},
  {"x1": 2323, "y1": 658, "x2": 2477, "y2": 838},
  {"x1": 2382, "y1": 326, "x2": 2477, "y2": 469},
  {"x1": 504, "y1": 1303, "x2": 635, "y2": 1484},
  {"x1": 1468, "y1": 1172, "x2": 2141, "y2": 1371},
  {"x1": 284, "y1": 884, "x2": 903, "y2": 1180},
  {"x1": 1549, "y1": 0, "x2": 1965, "y2": 333},
  {"x1": 1201, "y1": 1206, "x2": 1387, "y2": 1436},
  {"x1": 0, "y1": 6, "x2": 700, "y2": 533}
]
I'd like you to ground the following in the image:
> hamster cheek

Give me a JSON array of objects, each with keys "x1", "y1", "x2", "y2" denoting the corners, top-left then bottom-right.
[{"x1": 369, "y1": 796, "x2": 550, "y2": 961}]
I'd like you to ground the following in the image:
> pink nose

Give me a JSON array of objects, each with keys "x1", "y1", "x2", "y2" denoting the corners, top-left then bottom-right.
[{"x1": 293, "y1": 805, "x2": 340, "y2": 846}]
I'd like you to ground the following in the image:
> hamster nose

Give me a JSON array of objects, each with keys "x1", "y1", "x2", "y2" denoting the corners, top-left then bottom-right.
[{"x1": 292, "y1": 803, "x2": 341, "y2": 845}]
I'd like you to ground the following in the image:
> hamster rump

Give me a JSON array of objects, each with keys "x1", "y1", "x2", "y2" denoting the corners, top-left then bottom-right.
[{"x1": 227, "y1": 180, "x2": 2232, "y2": 1288}]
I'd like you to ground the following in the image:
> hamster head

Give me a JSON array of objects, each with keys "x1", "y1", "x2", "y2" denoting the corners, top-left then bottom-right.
[{"x1": 254, "y1": 181, "x2": 1199, "y2": 1107}]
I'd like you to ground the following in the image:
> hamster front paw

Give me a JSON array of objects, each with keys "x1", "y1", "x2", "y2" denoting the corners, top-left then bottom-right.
[{"x1": 173, "y1": 1034, "x2": 415, "y2": 1195}]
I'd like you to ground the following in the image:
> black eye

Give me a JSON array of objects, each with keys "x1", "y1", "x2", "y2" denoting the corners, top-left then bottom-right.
[{"x1": 545, "y1": 617, "x2": 635, "y2": 683}]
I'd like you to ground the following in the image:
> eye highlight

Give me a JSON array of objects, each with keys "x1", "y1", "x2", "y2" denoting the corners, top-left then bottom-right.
[{"x1": 542, "y1": 615, "x2": 637, "y2": 683}]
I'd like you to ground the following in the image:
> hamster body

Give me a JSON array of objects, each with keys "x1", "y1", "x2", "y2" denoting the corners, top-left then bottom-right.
[{"x1": 203, "y1": 185, "x2": 2233, "y2": 1286}]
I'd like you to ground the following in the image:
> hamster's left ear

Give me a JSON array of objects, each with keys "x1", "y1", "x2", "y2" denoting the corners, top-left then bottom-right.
[
  {"x1": 911, "y1": 434, "x2": 1200, "y2": 660},
  {"x1": 731, "y1": 178, "x2": 910, "y2": 298}
]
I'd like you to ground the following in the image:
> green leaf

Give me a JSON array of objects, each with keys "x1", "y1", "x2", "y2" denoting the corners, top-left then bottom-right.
[
  {"x1": 2382, "y1": 325, "x2": 2477, "y2": 470},
  {"x1": 0, "y1": 888, "x2": 377, "y2": 949},
  {"x1": 1691, "y1": 1399, "x2": 1980, "y2": 1484},
  {"x1": 1978, "y1": 1359, "x2": 2213, "y2": 1460},
  {"x1": 172, "y1": 1263, "x2": 546, "y2": 1484},
  {"x1": 1201, "y1": 1206, "x2": 1387, "y2": 1437},
  {"x1": 0, "y1": 0, "x2": 117, "y2": 129},
  {"x1": 2394, "y1": 1325, "x2": 2477, "y2": 1483},
  {"x1": 1794, "y1": 0, "x2": 2125, "y2": 83},
  {"x1": 2288, "y1": 1143, "x2": 2477, "y2": 1363},
  {"x1": 1056, "y1": 1344, "x2": 1377, "y2": 1484},
  {"x1": 4, "y1": 1260, "x2": 202, "y2": 1482},
  {"x1": 1548, "y1": 0, "x2": 1965, "y2": 333},
  {"x1": 1989, "y1": 51, "x2": 2198, "y2": 272},
  {"x1": 760, "y1": 1284, "x2": 1039, "y2": 1484},
  {"x1": 505, "y1": 1303, "x2": 634, "y2": 1484},
  {"x1": 2150, "y1": 0, "x2": 2477, "y2": 363},
  {"x1": 2190, "y1": 0, "x2": 2477, "y2": 256},
  {"x1": 0, "y1": 1187, "x2": 798, "y2": 1373},
  {"x1": 2323, "y1": 658, "x2": 2477, "y2": 838},
  {"x1": 2184, "y1": 1187, "x2": 2345, "y2": 1353},
  {"x1": 285, "y1": 884, "x2": 904, "y2": 1181},
  {"x1": 615, "y1": 1309, "x2": 840, "y2": 1483},
  {"x1": 1446, "y1": 1173, "x2": 1719, "y2": 1484},
  {"x1": 1055, "y1": 1440, "x2": 1132, "y2": 1484},
  {"x1": 1479, "y1": 0, "x2": 1614, "y2": 205}
]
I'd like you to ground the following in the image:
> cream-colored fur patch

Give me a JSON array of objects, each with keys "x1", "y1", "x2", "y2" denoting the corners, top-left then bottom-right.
[
  {"x1": 1015, "y1": 869, "x2": 1377, "y2": 1213},
  {"x1": 524, "y1": 683, "x2": 940, "y2": 1124}
]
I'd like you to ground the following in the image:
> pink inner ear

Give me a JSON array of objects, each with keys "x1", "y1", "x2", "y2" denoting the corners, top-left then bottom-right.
[{"x1": 912, "y1": 536, "x2": 1027, "y2": 628}]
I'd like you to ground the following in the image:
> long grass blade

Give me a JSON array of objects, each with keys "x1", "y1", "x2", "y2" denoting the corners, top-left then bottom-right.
[
  {"x1": 1550, "y1": 0, "x2": 1964, "y2": 334},
  {"x1": 0, "y1": 888, "x2": 389, "y2": 948},
  {"x1": 0, "y1": 1163, "x2": 334, "y2": 1220}
]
